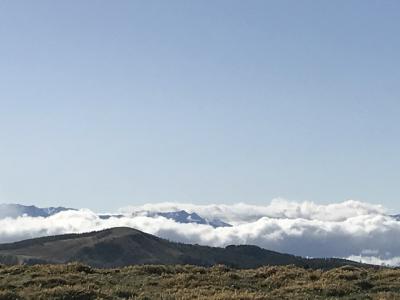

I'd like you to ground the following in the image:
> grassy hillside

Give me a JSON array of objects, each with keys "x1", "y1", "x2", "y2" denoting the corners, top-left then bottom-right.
[
  {"x1": 0, "y1": 227, "x2": 367, "y2": 269},
  {"x1": 0, "y1": 263, "x2": 399, "y2": 299}
]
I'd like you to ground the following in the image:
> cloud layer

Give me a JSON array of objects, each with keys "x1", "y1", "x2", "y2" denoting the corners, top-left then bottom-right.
[
  {"x1": 120, "y1": 199, "x2": 387, "y2": 224},
  {"x1": 0, "y1": 199, "x2": 399, "y2": 266}
]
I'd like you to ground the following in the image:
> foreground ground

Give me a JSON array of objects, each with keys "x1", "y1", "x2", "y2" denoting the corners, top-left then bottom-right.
[{"x1": 0, "y1": 264, "x2": 399, "y2": 299}]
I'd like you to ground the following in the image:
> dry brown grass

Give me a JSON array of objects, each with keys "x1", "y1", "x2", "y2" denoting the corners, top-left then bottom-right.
[{"x1": 0, "y1": 263, "x2": 399, "y2": 299}]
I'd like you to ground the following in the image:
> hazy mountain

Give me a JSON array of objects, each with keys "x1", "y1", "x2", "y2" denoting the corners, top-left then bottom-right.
[
  {"x1": 0, "y1": 227, "x2": 368, "y2": 269},
  {"x1": 152, "y1": 210, "x2": 231, "y2": 227},
  {"x1": 0, "y1": 204, "x2": 230, "y2": 228},
  {"x1": 98, "y1": 214, "x2": 124, "y2": 220},
  {"x1": 114, "y1": 209, "x2": 232, "y2": 227},
  {"x1": 391, "y1": 215, "x2": 400, "y2": 221},
  {"x1": 0, "y1": 204, "x2": 74, "y2": 219}
]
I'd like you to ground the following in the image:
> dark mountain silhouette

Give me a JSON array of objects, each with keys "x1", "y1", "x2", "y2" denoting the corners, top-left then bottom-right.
[{"x1": 0, "y1": 227, "x2": 368, "y2": 269}]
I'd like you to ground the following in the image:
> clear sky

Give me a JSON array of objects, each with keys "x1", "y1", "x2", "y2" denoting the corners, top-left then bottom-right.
[{"x1": 0, "y1": 1, "x2": 399, "y2": 212}]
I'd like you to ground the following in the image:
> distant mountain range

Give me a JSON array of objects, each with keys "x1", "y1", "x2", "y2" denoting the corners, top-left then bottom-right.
[
  {"x1": 0, "y1": 204, "x2": 231, "y2": 227},
  {"x1": 392, "y1": 215, "x2": 400, "y2": 221},
  {"x1": 0, "y1": 203, "x2": 74, "y2": 219},
  {"x1": 0, "y1": 227, "x2": 368, "y2": 269},
  {"x1": 100, "y1": 210, "x2": 231, "y2": 227},
  {"x1": 2, "y1": 203, "x2": 399, "y2": 229},
  {"x1": 145, "y1": 210, "x2": 231, "y2": 227}
]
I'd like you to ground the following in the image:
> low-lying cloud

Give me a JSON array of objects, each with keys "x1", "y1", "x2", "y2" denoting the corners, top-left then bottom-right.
[
  {"x1": 120, "y1": 199, "x2": 387, "y2": 224},
  {"x1": 0, "y1": 199, "x2": 399, "y2": 266}
]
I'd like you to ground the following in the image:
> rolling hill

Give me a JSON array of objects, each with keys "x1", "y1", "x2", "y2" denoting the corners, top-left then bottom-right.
[{"x1": 0, "y1": 227, "x2": 367, "y2": 269}]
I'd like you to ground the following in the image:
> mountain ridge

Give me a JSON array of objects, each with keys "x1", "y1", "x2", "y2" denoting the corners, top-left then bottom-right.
[
  {"x1": 0, "y1": 204, "x2": 231, "y2": 228},
  {"x1": 147, "y1": 210, "x2": 231, "y2": 227},
  {"x1": 0, "y1": 203, "x2": 74, "y2": 219},
  {"x1": 0, "y1": 227, "x2": 370, "y2": 269}
]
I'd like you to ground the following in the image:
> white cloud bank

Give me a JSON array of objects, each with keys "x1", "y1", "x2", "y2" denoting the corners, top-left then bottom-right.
[
  {"x1": 0, "y1": 199, "x2": 399, "y2": 266},
  {"x1": 120, "y1": 199, "x2": 387, "y2": 224},
  {"x1": 346, "y1": 255, "x2": 400, "y2": 267}
]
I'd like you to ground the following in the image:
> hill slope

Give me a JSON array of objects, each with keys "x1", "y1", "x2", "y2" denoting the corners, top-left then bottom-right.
[{"x1": 0, "y1": 227, "x2": 366, "y2": 269}]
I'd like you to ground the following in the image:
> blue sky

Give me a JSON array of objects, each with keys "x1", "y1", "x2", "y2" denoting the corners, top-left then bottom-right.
[{"x1": 0, "y1": 1, "x2": 399, "y2": 212}]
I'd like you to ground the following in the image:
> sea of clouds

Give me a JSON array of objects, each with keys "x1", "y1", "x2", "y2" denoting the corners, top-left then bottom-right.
[{"x1": 0, "y1": 199, "x2": 399, "y2": 266}]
